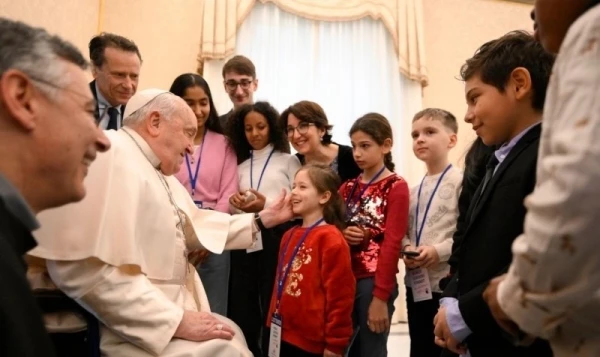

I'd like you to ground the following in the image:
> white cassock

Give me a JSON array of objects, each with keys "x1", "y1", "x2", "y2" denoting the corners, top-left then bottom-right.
[{"x1": 27, "y1": 127, "x2": 254, "y2": 357}]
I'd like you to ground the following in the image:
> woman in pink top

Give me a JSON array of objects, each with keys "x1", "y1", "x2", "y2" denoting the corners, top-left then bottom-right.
[{"x1": 170, "y1": 73, "x2": 238, "y2": 316}]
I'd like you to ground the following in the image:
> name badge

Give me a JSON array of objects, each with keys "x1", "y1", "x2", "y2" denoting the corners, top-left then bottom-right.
[
  {"x1": 247, "y1": 231, "x2": 264, "y2": 253},
  {"x1": 194, "y1": 200, "x2": 203, "y2": 209},
  {"x1": 409, "y1": 267, "x2": 433, "y2": 302},
  {"x1": 268, "y1": 314, "x2": 282, "y2": 357}
]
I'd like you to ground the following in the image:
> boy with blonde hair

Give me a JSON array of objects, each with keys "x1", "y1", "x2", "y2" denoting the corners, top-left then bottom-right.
[{"x1": 403, "y1": 108, "x2": 463, "y2": 357}]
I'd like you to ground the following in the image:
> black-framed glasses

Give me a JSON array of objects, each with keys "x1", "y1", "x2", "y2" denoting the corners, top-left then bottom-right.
[
  {"x1": 286, "y1": 122, "x2": 315, "y2": 137},
  {"x1": 224, "y1": 79, "x2": 253, "y2": 92}
]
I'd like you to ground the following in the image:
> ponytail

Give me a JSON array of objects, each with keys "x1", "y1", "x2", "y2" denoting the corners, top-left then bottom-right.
[
  {"x1": 323, "y1": 191, "x2": 347, "y2": 231},
  {"x1": 300, "y1": 164, "x2": 347, "y2": 231},
  {"x1": 384, "y1": 152, "x2": 395, "y2": 172}
]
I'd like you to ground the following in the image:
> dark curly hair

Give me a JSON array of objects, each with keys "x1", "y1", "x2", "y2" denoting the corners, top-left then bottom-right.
[
  {"x1": 225, "y1": 101, "x2": 290, "y2": 164},
  {"x1": 169, "y1": 73, "x2": 222, "y2": 134}
]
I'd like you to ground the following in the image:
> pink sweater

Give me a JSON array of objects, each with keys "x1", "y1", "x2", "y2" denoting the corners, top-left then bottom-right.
[{"x1": 174, "y1": 130, "x2": 238, "y2": 213}]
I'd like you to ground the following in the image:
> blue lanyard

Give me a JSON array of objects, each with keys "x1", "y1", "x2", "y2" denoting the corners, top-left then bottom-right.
[
  {"x1": 275, "y1": 218, "x2": 324, "y2": 313},
  {"x1": 415, "y1": 164, "x2": 452, "y2": 246},
  {"x1": 344, "y1": 165, "x2": 386, "y2": 220},
  {"x1": 250, "y1": 148, "x2": 275, "y2": 191},
  {"x1": 185, "y1": 132, "x2": 206, "y2": 196}
]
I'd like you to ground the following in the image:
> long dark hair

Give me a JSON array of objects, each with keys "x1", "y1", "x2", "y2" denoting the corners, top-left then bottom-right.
[
  {"x1": 298, "y1": 164, "x2": 346, "y2": 231},
  {"x1": 225, "y1": 101, "x2": 290, "y2": 164},
  {"x1": 463, "y1": 137, "x2": 495, "y2": 194},
  {"x1": 169, "y1": 73, "x2": 222, "y2": 134},
  {"x1": 349, "y1": 113, "x2": 395, "y2": 172}
]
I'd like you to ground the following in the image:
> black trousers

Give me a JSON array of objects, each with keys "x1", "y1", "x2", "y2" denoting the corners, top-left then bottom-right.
[
  {"x1": 228, "y1": 222, "x2": 295, "y2": 357},
  {"x1": 406, "y1": 288, "x2": 443, "y2": 357},
  {"x1": 279, "y1": 341, "x2": 321, "y2": 357}
]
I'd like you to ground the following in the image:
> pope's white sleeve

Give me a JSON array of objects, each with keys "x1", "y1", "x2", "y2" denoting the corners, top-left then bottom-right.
[
  {"x1": 47, "y1": 258, "x2": 184, "y2": 355},
  {"x1": 223, "y1": 213, "x2": 255, "y2": 250}
]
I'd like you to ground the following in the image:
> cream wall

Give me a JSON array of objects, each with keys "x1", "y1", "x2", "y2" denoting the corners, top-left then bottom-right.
[
  {"x1": 0, "y1": 0, "x2": 99, "y2": 80},
  {"x1": 422, "y1": 0, "x2": 534, "y2": 166},
  {"x1": 0, "y1": 0, "x2": 203, "y2": 89},
  {"x1": 100, "y1": 0, "x2": 204, "y2": 90}
]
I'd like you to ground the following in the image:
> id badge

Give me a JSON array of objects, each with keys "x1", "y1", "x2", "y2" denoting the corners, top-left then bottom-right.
[
  {"x1": 193, "y1": 200, "x2": 203, "y2": 209},
  {"x1": 409, "y1": 267, "x2": 433, "y2": 302},
  {"x1": 268, "y1": 314, "x2": 282, "y2": 357},
  {"x1": 247, "y1": 231, "x2": 264, "y2": 253}
]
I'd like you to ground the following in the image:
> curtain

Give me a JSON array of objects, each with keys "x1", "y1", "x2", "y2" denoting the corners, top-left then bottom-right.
[
  {"x1": 204, "y1": 3, "x2": 425, "y2": 321},
  {"x1": 200, "y1": 0, "x2": 428, "y2": 86},
  {"x1": 207, "y1": 2, "x2": 423, "y2": 179}
]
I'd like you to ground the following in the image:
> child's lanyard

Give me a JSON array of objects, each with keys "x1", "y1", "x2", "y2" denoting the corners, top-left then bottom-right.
[
  {"x1": 250, "y1": 148, "x2": 275, "y2": 191},
  {"x1": 274, "y1": 218, "x2": 324, "y2": 313},
  {"x1": 415, "y1": 164, "x2": 452, "y2": 246},
  {"x1": 185, "y1": 132, "x2": 207, "y2": 197},
  {"x1": 344, "y1": 165, "x2": 386, "y2": 220}
]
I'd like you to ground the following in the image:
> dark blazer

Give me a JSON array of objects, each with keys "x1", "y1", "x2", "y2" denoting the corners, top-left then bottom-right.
[
  {"x1": 219, "y1": 110, "x2": 233, "y2": 130},
  {"x1": 443, "y1": 124, "x2": 552, "y2": 357},
  {"x1": 89, "y1": 80, "x2": 126, "y2": 125},
  {"x1": 296, "y1": 143, "x2": 361, "y2": 185},
  {"x1": 0, "y1": 199, "x2": 56, "y2": 356}
]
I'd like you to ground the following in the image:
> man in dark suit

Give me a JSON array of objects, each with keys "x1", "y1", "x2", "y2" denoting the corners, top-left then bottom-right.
[
  {"x1": 0, "y1": 18, "x2": 110, "y2": 357},
  {"x1": 218, "y1": 55, "x2": 258, "y2": 130},
  {"x1": 433, "y1": 31, "x2": 556, "y2": 357},
  {"x1": 88, "y1": 32, "x2": 142, "y2": 130}
]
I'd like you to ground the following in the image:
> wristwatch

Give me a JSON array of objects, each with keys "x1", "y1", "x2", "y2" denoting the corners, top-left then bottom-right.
[{"x1": 254, "y1": 213, "x2": 267, "y2": 231}]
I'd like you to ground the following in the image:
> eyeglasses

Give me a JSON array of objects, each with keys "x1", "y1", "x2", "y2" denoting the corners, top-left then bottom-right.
[
  {"x1": 286, "y1": 122, "x2": 316, "y2": 137},
  {"x1": 224, "y1": 79, "x2": 253, "y2": 92},
  {"x1": 28, "y1": 74, "x2": 100, "y2": 125}
]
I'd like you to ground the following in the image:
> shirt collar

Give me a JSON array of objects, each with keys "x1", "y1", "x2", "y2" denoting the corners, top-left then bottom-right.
[
  {"x1": 495, "y1": 122, "x2": 541, "y2": 164},
  {"x1": 121, "y1": 127, "x2": 161, "y2": 169},
  {"x1": 0, "y1": 173, "x2": 40, "y2": 231}
]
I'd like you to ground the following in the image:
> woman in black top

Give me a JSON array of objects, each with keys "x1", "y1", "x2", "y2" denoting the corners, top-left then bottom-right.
[{"x1": 280, "y1": 100, "x2": 360, "y2": 185}]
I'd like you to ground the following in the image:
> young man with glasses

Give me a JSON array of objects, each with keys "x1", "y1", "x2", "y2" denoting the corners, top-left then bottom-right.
[{"x1": 219, "y1": 55, "x2": 258, "y2": 128}]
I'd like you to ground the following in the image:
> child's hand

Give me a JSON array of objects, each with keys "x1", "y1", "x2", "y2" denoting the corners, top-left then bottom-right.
[
  {"x1": 238, "y1": 189, "x2": 266, "y2": 213},
  {"x1": 229, "y1": 192, "x2": 246, "y2": 209},
  {"x1": 343, "y1": 226, "x2": 364, "y2": 246},
  {"x1": 367, "y1": 297, "x2": 390, "y2": 334},
  {"x1": 414, "y1": 245, "x2": 440, "y2": 268},
  {"x1": 323, "y1": 349, "x2": 341, "y2": 357},
  {"x1": 402, "y1": 245, "x2": 420, "y2": 269}
]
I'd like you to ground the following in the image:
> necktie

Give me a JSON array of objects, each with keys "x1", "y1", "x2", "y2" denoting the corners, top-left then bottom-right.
[
  {"x1": 471, "y1": 155, "x2": 499, "y2": 215},
  {"x1": 479, "y1": 155, "x2": 499, "y2": 196},
  {"x1": 107, "y1": 107, "x2": 119, "y2": 130}
]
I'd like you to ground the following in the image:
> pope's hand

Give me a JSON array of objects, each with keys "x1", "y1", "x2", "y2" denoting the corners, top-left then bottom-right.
[
  {"x1": 174, "y1": 311, "x2": 235, "y2": 342},
  {"x1": 258, "y1": 189, "x2": 293, "y2": 228}
]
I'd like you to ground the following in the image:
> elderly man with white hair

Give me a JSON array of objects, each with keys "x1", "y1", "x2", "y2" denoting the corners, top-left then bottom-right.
[{"x1": 27, "y1": 88, "x2": 294, "y2": 356}]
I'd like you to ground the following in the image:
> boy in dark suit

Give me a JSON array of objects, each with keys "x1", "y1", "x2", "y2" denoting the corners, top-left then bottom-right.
[
  {"x1": 485, "y1": 1, "x2": 600, "y2": 356},
  {"x1": 432, "y1": 30, "x2": 555, "y2": 357}
]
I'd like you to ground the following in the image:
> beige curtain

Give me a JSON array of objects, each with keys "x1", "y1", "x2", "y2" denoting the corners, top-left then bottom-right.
[{"x1": 199, "y1": 0, "x2": 428, "y2": 86}]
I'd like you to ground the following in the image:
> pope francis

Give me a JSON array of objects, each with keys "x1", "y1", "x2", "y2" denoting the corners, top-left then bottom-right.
[{"x1": 27, "y1": 89, "x2": 294, "y2": 356}]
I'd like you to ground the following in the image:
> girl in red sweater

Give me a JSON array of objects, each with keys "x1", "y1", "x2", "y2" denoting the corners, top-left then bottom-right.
[
  {"x1": 339, "y1": 113, "x2": 409, "y2": 357},
  {"x1": 267, "y1": 164, "x2": 355, "y2": 357}
]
